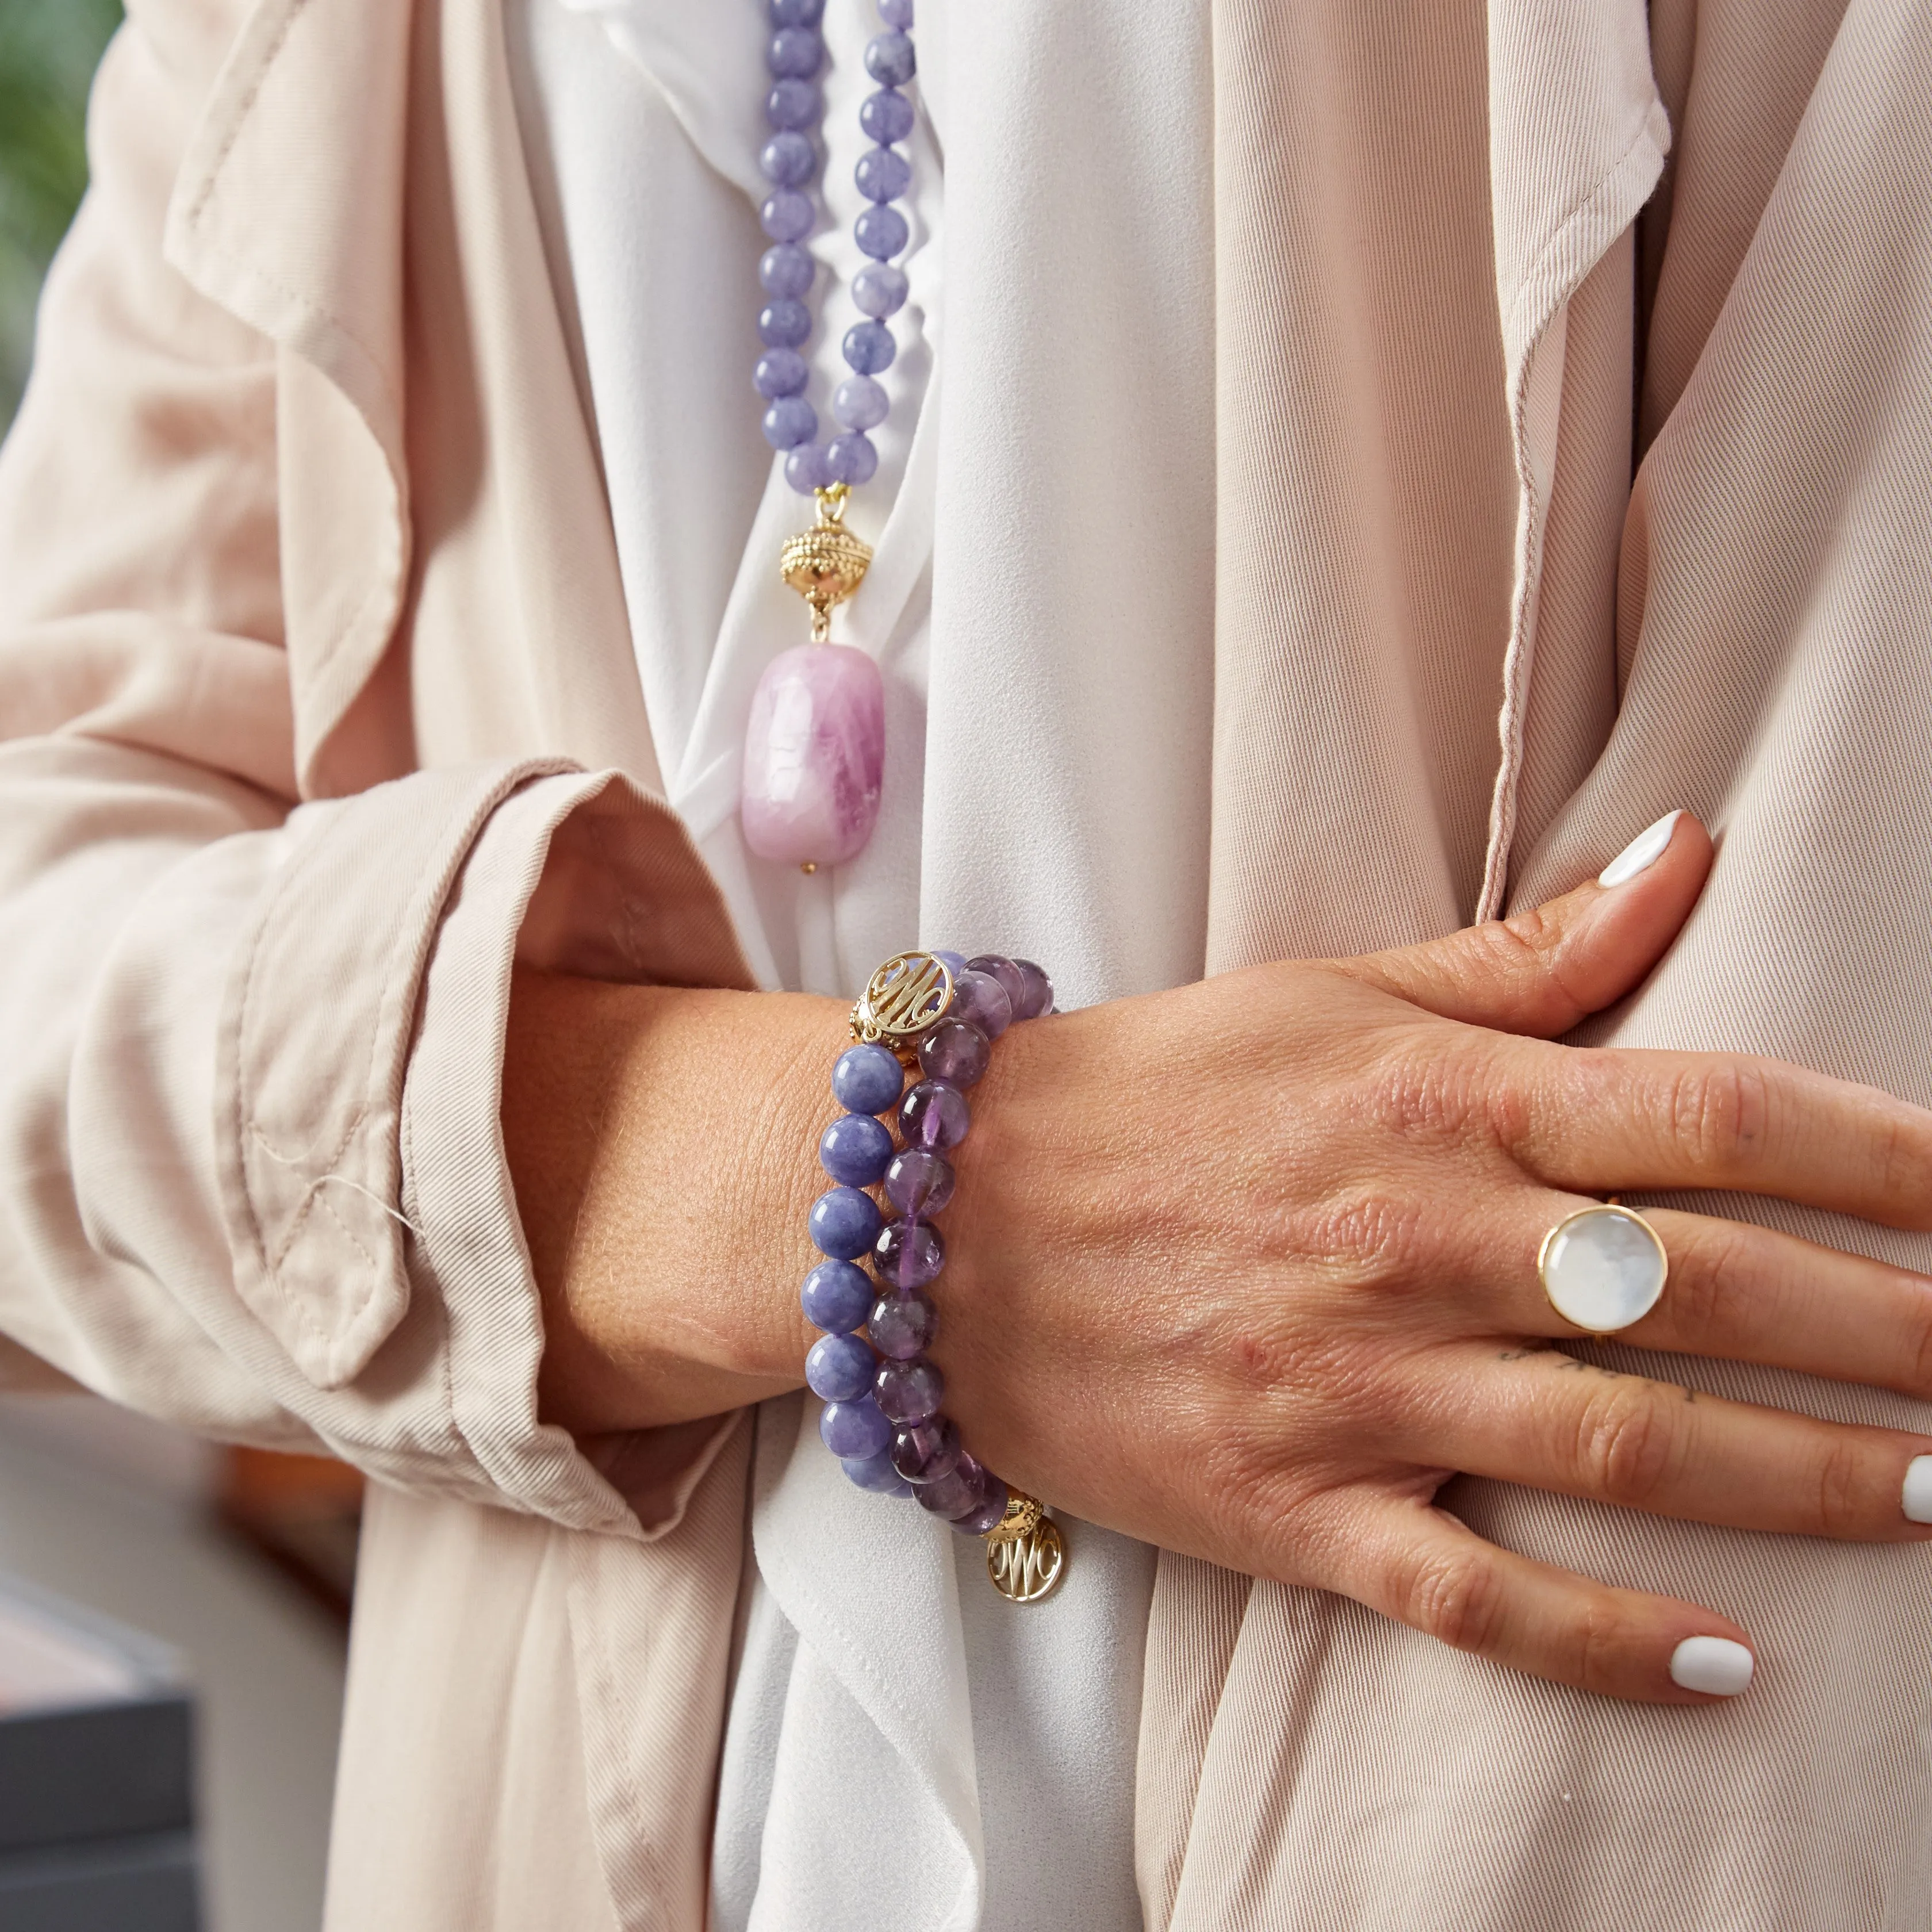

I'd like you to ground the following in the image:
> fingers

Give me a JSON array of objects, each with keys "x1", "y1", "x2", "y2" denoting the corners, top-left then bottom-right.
[
  {"x1": 1505, "y1": 1045, "x2": 1932, "y2": 1230},
  {"x1": 1324, "y1": 1491, "x2": 1754, "y2": 1704},
  {"x1": 1419, "y1": 1340, "x2": 1932, "y2": 1544},
  {"x1": 1340, "y1": 810, "x2": 1712, "y2": 1038}
]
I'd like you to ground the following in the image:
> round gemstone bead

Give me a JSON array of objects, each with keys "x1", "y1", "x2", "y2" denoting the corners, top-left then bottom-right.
[
  {"x1": 755, "y1": 349, "x2": 808, "y2": 399},
  {"x1": 832, "y1": 1042, "x2": 904, "y2": 1115},
  {"x1": 966, "y1": 954, "x2": 1027, "y2": 1017},
  {"x1": 760, "y1": 131, "x2": 816, "y2": 187},
  {"x1": 785, "y1": 443, "x2": 830, "y2": 494},
  {"x1": 952, "y1": 1471, "x2": 1010, "y2": 1536},
  {"x1": 917, "y1": 1017, "x2": 989, "y2": 1088},
  {"x1": 877, "y1": 0, "x2": 914, "y2": 28},
  {"x1": 865, "y1": 29, "x2": 916, "y2": 86},
  {"x1": 806, "y1": 1332, "x2": 876, "y2": 1403},
  {"x1": 770, "y1": 0, "x2": 825, "y2": 26},
  {"x1": 819, "y1": 1109, "x2": 893, "y2": 1186},
  {"x1": 875, "y1": 1354, "x2": 944, "y2": 1425},
  {"x1": 883, "y1": 1147, "x2": 954, "y2": 1217},
  {"x1": 833, "y1": 374, "x2": 889, "y2": 431},
  {"x1": 825, "y1": 433, "x2": 879, "y2": 486},
  {"x1": 900, "y1": 1078, "x2": 968, "y2": 1151},
  {"x1": 949, "y1": 968, "x2": 1011, "y2": 1040},
  {"x1": 802, "y1": 1259, "x2": 873, "y2": 1333},
  {"x1": 854, "y1": 145, "x2": 912, "y2": 204},
  {"x1": 891, "y1": 1416, "x2": 960, "y2": 1483},
  {"x1": 760, "y1": 244, "x2": 815, "y2": 298},
  {"x1": 869, "y1": 1287, "x2": 938, "y2": 1360},
  {"x1": 875, "y1": 1216, "x2": 944, "y2": 1289},
  {"x1": 806, "y1": 1333, "x2": 876, "y2": 1405},
  {"x1": 842, "y1": 1450, "x2": 914, "y2": 1496},
  {"x1": 854, "y1": 204, "x2": 909, "y2": 261},
  {"x1": 931, "y1": 949, "x2": 968, "y2": 976},
  {"x1": 766, "y1": 78, "x2": 821, "y2": 129},
  {"x1": 768, "y1": 26, "x2": 824, "y2": 78},
  {"x1": 821, "y1": 1396, "x2": 892, "y2": 1461},
  {"x1": 758, "y1": 299, "x2": 811, "y2": 348},
  {"x1": 1011, "y1": 957, "x2": 1055, "y2": 1019},
  {"x1": 852, "y1": 261, "x2": 909, "y2": 319},
  {"x1": 761, "y1": 189, "x2": 815, "y2": 243},
  {"x1": 762, "y1": 396, "x2": 817, "y2": 450},
  {"x1": 915, "y1": 1451, "x2": 984, "y2": 1521},
  {"x1": 842, "y1": 320, "x2": 896, "y2": 374},
  {"x1": 859, "y1": 87, "x2": 915, "y2": 145},
  {"x1": 809, "y1": 1185, "x2": 883, "y2": 1260}
]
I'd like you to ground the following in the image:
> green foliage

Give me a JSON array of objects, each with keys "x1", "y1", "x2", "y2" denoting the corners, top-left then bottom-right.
[{"x1": 0, "y1": 0, "x2": 124, "y2": 429}]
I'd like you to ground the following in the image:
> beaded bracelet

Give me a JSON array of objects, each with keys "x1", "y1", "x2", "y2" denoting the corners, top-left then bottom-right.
[{"x1": 800, "y1": 949, "x2": 1066, "y2": 1602}]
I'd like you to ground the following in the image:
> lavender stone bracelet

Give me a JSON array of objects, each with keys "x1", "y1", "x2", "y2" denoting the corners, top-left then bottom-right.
[{"x1": 800, "y1": 949, "x2": 1066, "y2": 1602}]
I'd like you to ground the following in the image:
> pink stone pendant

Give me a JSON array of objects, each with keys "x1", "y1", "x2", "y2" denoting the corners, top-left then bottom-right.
[{"x1": 740, "y1": 643, "x2": 885, "y2": 869}]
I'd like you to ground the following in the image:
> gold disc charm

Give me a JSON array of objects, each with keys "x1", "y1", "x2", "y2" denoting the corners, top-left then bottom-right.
[
  {"x1": 851, "y1": 950, "x2": 954, "y2": 1056},
  {"x1": 985, "y1": 1493, "x2": 1066, "y2": 1604}
]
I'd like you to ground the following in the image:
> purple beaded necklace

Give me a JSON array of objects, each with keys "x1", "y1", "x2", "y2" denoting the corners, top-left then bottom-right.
[{"x1": 739, "y1": 0, "x2": 915, "y2": 876}]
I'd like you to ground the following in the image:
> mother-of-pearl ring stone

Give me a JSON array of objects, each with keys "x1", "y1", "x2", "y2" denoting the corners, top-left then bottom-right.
[{"x1": 1538, "y1": 1204, "x2": 1669, "y2": 1335}]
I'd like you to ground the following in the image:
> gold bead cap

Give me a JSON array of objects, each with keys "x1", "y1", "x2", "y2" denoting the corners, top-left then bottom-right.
[{"x1": 781, "y1": 484, "x2": 873, "y2": 642}]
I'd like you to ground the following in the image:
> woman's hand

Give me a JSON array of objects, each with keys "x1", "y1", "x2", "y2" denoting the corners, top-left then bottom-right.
[{"x1": 939, "y1": 812, "x2": 1932, "y2": 1702}]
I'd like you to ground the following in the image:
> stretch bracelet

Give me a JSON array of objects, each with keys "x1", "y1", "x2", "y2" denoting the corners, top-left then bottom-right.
[{"x1": 800, "y1": 949, "x2": 1067, "y2": 1603}]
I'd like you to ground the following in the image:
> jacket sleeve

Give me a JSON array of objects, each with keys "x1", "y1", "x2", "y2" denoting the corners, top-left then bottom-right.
[{"x1": 0, "y1": 1, "x2": 750, "y2": 1536}]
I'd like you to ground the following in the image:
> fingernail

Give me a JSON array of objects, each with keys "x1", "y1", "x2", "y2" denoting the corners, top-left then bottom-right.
[
  {"x1": 1669, "y1": 1635, "x2": 1754, "y2": 1696},
  {"x1": 1598, "y1": 810, "x2": 1685, "y2": 888},
  {"x1": 1903, "y1": 1456, "x2": 1932, "y2": 1523}
]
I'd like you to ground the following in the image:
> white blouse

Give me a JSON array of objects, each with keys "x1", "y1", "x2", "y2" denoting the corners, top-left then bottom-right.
[{"x1": 504, "y1": 3, "x2": 1159, "y2": 1926}]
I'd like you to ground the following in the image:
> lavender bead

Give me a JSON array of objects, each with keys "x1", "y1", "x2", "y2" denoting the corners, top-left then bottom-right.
[
  {"x1": 931, "y1": 949, "x2": 968, "y2": 976},
  {"x1": 859, "y1": 87, "x2": 915, "y2": 145},
  {"x1": 760, "y1": 243, "x2": 815, "y2": 298},
  {"x1": 883, "y1": 1147, "x2": 954, "y2": 1216},
  {"x1": 865, "y1": 29, "x2": 916, "y2": 86},
  {"x1": 949, "y1": 967, "x2": 1011, "y2": 1040},
  {"x1": 821, "y1": 1396, "x2": 892, "y2": 1460},
  {"x1": 891, "y1": 1415, "x2": 960, "y2": 1483},
  {"x1": 869, "y1": 1287, "x2": 938, "y2": 1359},
  {"x1": 877, "y1": 0, "x2": 914, "y2": 28},
  {"x1": 832, "y1": 1041, "x2": 903, "y2": 1115},
  {"x1": 853, "y1": 204, "x2": 909, "y2": 262},
  {"x1": 965, "y1": 954, "x2": 1026, "y2": 1016},
  {"x1": 801, "y1": 1259, "x2": 873, "y2": 1333},
  {"x1": 852, "y1": 261, "x2": 909, "y2": 319},
  {"x1": 755, "y1": 349, "x2": 808, "y2": 399},
  {"x1": 833, "y1": 375, "x2": 889, "y2": 431},
  {"x1": 842, "y1": 320, "x2": 896, "y2": 374},
  {"x1": 914, "y1": 1452, "x2": 983, "y2": 1521},
  {"x1": 854, "y1": 145, "x2": 912, "y2": 204},
  {"x1": 760, "y1": 131, "x2": 816, "y2": 187},
  {"x1": 762, "y1": 396, "x2": 817, "y2": 450},
  {"x1": 785, "y1": 443, "x2": 830, "y2": 494},
  {"x1": 842, "y1": 1450, "x2": 913, "y2": 1497},
  {"x1": 759, "y1": 299, "x2": 811, "y2": 348},
  {"x1": 1011, "y1": 958, "x2": 1055, "y2": 1020},
  {"x1": 953, "y1": 1475, "x2": 1010, "y2": 1536},
  {"x1": 899, "y1": 1078, "x2": 968, "y2": 1151},
  {"x1": 766, "y1": 78, "x2": 821, "y2": 129},
  {"x1": 825, "y1": 433, "x2": 879, "y2": 487},
  {"x1": 761, "y1": 189, "x2": 815, "y2": 243},
  {"x1": 874, "y1": 1215, "x2": 944, "y2": 1289},
  {"x1": 819, "y1": 1109, "x2": 892, "y2": 1186},
  {"x1": 769, "y1": 0, "x2": 825, "y2": 26},
  {"x1": 806, "y1": 1331, "x2": 876, "y2": 1403},
  {"x1": 768, "y1": 26, "x2": 824, "y2": 78},
  {"x1": 809, "y1": 1185, "x2": 882, "y2": 1260},
  {"x1": 917, "y1": 1017, "x2": 989, "y2": 1088},
  {"x1": 875, "y1": 1354, "x2": 944, "y2": 1425}
]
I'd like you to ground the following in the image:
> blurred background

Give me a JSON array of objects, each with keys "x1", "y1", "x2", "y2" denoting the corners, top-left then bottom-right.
[{"x1": 0, "y1": 4, "x2": 352, "y2": 1925}]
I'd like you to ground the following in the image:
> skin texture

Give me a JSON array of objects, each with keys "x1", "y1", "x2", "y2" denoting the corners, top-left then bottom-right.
[{"x1": 502, "y1": 815, "x2": 1932, "y2": 1704}]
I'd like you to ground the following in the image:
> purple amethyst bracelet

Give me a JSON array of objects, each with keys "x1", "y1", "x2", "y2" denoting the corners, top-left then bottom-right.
[{"x1": 800, "y1": 949, "x2": 1065, "y2": 1597}]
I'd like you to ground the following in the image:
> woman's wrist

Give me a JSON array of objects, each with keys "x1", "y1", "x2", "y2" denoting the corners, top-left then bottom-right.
[{"x1": 503, "y1": 969, "x2": 841, "y2": 1435}]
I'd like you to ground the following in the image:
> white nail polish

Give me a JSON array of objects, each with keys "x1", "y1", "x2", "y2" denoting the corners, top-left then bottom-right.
[
  {"x1": 1903, "y1": 1456, "x2": 1932, "y2": 1523},
  {"x1": 1669, "y1": 1635, "x2": 1754, "y2": 1696},
  {"x1": 1598, "y1": 810, "x2": 1685, "y2": 888}
]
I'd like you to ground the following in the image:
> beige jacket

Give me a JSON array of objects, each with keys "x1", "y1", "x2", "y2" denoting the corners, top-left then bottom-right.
[{"x1": 3, "y1": 0, "x2": 1931, "y2": 1926}]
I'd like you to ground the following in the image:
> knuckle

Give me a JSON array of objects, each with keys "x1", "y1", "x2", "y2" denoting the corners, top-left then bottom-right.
[
  {"x1": 1665, "y1": 1224, "x2": 1750, "y2": 1339},
  {"x1": 1813, "y1": 1436, "x2": 1870, "y2": 1538},
  {"x1": 1367, "y1": 1047, "x2": 1485, "y2": 1149},
  {"x1": 1669, "y1": 1061, "x2": 1773, "y2": 1170},
  {"x1": 1573, "y1": 1385, "x2": 1679, "y2": 1508},
  {"x1": 1907, "y1": 1301, "x2": 1932, "y2": 1401},
  {"x1": 1396, "y1": 1542, "x2": 1508, "y2": 1656},
  {"x1": 1312, "y1": 1188, "x2": 1433, "y2": 1295},
  {"x1": 1570, "y1": 1595, "x2": 1627, "y2": 1697}
]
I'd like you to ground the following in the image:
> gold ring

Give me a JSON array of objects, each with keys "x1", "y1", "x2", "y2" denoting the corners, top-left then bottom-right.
[{"x1": 1537, "y1": 1201, "x2": 1669, "y2": 1335}]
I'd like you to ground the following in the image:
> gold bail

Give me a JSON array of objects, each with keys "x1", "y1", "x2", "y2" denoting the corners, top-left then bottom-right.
[{"x1": 780, "y1": 484, "x2": 873, "y2": 642}]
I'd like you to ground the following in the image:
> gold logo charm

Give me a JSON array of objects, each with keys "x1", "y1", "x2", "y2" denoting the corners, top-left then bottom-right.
[
  {"x1": 852, "y1": 950, "x2": 954, "y2": 1052},
  {"x1": 986, "y1": 1504, "x2": 1066, "y2": 1604},
  {"x1": 780, "y1": 484, "x2": 873, "y2": 643}
]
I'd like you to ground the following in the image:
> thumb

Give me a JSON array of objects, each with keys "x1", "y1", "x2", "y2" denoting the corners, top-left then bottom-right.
[{"x1": 1339, "y1": 810, "x2": 1713, "y2": 1038}]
